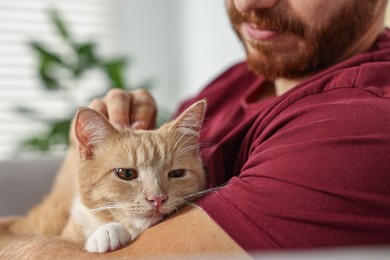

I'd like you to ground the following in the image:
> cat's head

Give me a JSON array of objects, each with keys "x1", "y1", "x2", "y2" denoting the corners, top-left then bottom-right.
[{"x1": 74, "y1": 100, "x2": 206, "y2": 224}]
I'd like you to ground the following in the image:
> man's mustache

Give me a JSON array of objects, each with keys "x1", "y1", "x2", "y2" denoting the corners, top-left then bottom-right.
[{"x1": 228, "y1": 7, "x2": 305, "y2": 37}]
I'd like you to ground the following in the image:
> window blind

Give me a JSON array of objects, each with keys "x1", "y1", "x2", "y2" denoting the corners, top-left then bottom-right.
[{"x1": 0, "y1": 0, "x2": 115, "y2": 159}]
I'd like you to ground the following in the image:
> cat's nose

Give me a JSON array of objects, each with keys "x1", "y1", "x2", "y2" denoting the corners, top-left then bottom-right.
[{"x1": 147, "y1": 195, "x2": 168, "y2": 208}]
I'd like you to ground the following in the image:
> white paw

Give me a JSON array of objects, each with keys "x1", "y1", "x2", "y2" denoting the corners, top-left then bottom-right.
[{"x1": 85, "y1": 222, "x2": 132, "y2": 253}]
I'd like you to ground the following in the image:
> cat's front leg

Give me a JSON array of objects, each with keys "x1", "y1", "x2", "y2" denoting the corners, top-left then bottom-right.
[{"x1": 85, "y1": 222, "x2": 132, "y2": 253}]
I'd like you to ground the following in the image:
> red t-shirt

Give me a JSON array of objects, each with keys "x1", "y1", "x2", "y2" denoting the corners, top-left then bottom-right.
[{"x1": 176, "y1": 30, "x2": 390, "y2": 252}]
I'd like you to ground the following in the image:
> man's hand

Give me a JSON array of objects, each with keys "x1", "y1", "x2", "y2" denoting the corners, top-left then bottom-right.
[
  {"x1": 89, "y1": 88, "x2": 157, "y2": 130},
  {"x1": 70, "y1": 88, "x2": 157, "y2": 145}
]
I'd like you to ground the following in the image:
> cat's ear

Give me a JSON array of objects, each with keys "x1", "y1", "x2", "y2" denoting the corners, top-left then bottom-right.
[
  {"x1": 75, "y1": 107, "x2": 117, "y2": 159},
  {"x1": 168, "y1": 99, "x2": 206, "y2": 138}
]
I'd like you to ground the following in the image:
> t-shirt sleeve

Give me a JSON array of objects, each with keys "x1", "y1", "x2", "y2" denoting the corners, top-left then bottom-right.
[{"x1": 197, "y1": 88, "x2": 390, "y2": 251}]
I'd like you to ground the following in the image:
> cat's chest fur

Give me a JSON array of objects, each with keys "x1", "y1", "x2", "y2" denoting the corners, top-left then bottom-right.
[{"x1": 70, "y1": 196, "x2": 158, "y2": 239}]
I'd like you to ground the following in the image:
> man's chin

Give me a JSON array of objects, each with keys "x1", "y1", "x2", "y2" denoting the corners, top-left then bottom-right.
[{"x1": 245, "y1": 49, "x2": 317, "y2": 80}]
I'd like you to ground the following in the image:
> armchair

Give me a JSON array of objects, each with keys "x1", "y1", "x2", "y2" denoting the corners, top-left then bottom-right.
[{"x1": 0, "y1": 156, "x2": 62, "y2": 216}]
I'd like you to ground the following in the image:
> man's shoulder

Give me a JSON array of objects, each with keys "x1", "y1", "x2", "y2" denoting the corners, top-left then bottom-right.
[
  {"x1": 248, "y1": 64, "x2": 390, "y2": 147},
  {"x1": 280, "y1": 55, "x2": 390, "y2": 114}
]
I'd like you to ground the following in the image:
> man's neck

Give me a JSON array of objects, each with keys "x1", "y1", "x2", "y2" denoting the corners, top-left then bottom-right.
[
  {"x1": 256, "y1": 78, "x2": 306, "y2": 101},
  {"x1": 274, "y1": 78, "x2": 304, "y2": 96}
]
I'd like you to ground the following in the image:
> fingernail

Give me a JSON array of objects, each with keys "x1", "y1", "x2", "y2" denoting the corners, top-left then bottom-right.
[
  {"x1": 131, "y1": 121, "x2": 145, "y2": 130},
  {"x1": 114, "y1": 123, "x2": 124, "y2": 129}
]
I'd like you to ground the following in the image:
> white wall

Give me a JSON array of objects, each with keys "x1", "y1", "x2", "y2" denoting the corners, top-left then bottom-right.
[
  {"x1": 113, "y1": 0, "x2": 245, "y2": 112},
  {"x1": 179, "y1": 0, "x2": 245, "y2": 100}
]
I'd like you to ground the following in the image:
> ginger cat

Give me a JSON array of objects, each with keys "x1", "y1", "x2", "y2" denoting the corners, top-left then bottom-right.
[{"x1": 61, "y1": 100, "x2": 207, "y2": 253}]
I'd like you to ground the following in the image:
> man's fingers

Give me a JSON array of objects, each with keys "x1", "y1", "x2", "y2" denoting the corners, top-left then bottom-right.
[
  {"x1": 104, "y1": 89, "x2": 131, "y2": 129},
  {"x1": 85, "y1": 88, "x2": 157, "y2": 131},
  {"x1": 89, "y1": 98, "x2": 108, "y2": 118},
  {"x1": 130, "y1": 89, "x2": 157, "y2": 130}
]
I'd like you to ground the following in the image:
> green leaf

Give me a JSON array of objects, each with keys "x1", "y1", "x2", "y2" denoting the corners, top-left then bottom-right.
[
  {"x1": 20, "y1": 136, "x2": 51, "y2": 152},
  {"x1": 73, "y1": 43, "x2": 98, "y2": 78},
  {"x1": 77, "y1": 43, "x2": 97, "y2": 63},
  {"x1": 39, "y1": 68, "x2": 61, "y2": 90},
  {"x1": 30, "y1": 42, "x2": 65, "y2": 90},
  {"x1": 19, "y1": 119, "x2": 71, "y2": 152},
  {"x1": 49, "y1": 9, "x2": 71, "y2": 42},
  {"x1": 49, "y1": 119, "x2": 71, "y2": 138},
  {"x1": 101, "y1": 58, "x2": 128, "y2": 89},
  {"x1": 30, "y1": 41, "x2": 64, "y2": 65}
]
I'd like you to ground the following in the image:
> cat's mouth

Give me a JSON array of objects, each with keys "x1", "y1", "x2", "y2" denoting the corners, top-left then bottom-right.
[{"x1": 143, "y1": 211, "x2": 165, "y2": 220}]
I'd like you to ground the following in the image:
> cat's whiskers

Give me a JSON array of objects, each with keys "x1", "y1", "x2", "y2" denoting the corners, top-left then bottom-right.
[
  {"x1": 175, "y1": 143, "x2": 200, "y2": 158},
  {"x1": 92, "y1": 201, "x2": 154, "y2": 216},
  {"x1": 175, "y1": 143, "x2": 214, "y2": 163},
  {"x1": 172, "y1": 119, "x2": 204, "y2": 153},
  {"x1": 91, "y1": 202, "x2": 124, "y2": 213},
  {"x1": 173, "y1": 140, "x2": 200, "y2": 163},
  {"x1": 169, "y1": 197, "x2": 209, "y2": 216},
  {"x1": 180, "y1": 185, "x2": 225, "y2": 203},
  {"x1": 173, "y1": 127, "x2": 212, "y2": 160},
  {"x1": 171, "y1": 186, "x2": 225, "y2": 217}
]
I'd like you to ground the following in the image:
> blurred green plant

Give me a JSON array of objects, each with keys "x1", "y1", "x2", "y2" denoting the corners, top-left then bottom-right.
[{"x1": 17, "y1": 9, "x2": 166, "y2": 155}]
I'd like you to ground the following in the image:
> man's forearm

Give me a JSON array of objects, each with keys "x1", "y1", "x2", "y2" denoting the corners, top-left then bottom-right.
[
  {"x1": 0, "y1": 236, "x2": 89, "y2": 260},
  {"x1": 0, "y1": 207, "x2": 249, "y2": 259}
]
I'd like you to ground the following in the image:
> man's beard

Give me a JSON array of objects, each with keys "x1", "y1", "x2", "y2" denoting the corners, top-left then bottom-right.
[{"x1": 227, "y1": 1, "x2": 379, "y2": 80}]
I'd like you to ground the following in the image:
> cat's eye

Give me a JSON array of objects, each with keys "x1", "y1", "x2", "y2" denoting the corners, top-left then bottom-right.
[
  {"x1": 115, "y1": 168, "x2": 138, "y2": 181},
  {"x1": 168, "y1": 169, "x2": 186, "y2": 178}
]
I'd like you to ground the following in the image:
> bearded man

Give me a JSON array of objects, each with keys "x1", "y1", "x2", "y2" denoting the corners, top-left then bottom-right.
[{"x1": 1, "y1": 0, "x2": 390, "y2": 258}]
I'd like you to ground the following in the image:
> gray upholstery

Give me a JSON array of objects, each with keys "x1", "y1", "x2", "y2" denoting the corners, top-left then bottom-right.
[{"x1": 0, "y1": 156, "x2": 62, "y2": 216}]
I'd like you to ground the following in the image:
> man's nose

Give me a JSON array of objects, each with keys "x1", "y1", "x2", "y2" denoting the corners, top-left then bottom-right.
[{"x1": 234, "y1": 0, "x2": 280, "y2": 13}]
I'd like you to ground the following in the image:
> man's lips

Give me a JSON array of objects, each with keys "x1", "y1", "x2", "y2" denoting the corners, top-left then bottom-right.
[{"x1": 243, "y1": 23, "x2": 280, "y2": 41}]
